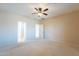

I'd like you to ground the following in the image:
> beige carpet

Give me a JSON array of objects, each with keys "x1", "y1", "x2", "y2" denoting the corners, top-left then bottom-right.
[{"x1": 0, "y1": 41, "x2": 79, "y2": 56}]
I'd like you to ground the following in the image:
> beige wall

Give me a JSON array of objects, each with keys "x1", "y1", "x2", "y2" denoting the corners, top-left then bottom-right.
[
  {"x1": 41, "y1": 11, "x2": 79, "y2": 45},
  {"x1": 64, "y1": 11, "x2": 79, "y2": 45}
]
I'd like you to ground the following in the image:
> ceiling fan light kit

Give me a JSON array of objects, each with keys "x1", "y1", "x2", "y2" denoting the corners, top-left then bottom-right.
[{"x1": 32, "y1": 7, "x2": 48, "y2": 17}]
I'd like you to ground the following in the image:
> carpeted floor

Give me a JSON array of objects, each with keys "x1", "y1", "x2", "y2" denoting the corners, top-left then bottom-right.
[{"x1": 0, "y1": 41, "x2": 79, "y2": 56}]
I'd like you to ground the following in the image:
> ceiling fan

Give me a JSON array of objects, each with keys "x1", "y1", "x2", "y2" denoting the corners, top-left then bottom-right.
[{"x1": 32, "y1": 8, "x2": 48, "y2": 17}]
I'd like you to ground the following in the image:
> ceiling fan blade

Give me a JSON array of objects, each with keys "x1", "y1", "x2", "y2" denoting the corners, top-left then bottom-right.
[
  {"x1": 43, "y1": 13, "x2": 48, "y2": 16},
  {"x1": 32, "y1": 13, "x2": 37, "y2": 14},
  {"x1": 39, "y1": 8, "x2": 42, "y2": 11},
  {"x1": 43, "y1": 8, "x2": 48, "y2": 12},
  {"x1": 35, "y1": 8, "x2": 38, "y2": 11}
]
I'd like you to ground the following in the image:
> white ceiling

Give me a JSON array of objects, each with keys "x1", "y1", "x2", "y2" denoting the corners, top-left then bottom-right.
[{"x1": 0, "y1": 3, "x2": 79, "y2": 20}]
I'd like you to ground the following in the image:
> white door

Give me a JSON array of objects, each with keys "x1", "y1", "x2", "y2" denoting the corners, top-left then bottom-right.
[{"x1": 18, "y1": 21, "x2": 26, "y2": 43}]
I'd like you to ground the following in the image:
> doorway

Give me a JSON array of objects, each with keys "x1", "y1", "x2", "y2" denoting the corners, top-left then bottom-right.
[{"x1": 17, "y1": 21, "x2": 26, "y2": 43}]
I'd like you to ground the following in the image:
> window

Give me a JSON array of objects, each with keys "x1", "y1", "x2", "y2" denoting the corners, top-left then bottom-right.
[
  {"x1": 35, "y1": 24, "x2": 40, "y2": 38},
  {"x1": 35, "y1": 24, "x2": 44, "y2": 39}
]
